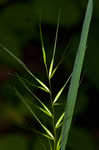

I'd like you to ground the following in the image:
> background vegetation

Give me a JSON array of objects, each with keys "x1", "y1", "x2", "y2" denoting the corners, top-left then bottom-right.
[{"x1": 0, "y1": 0, "x2": 98, "y2": 150}]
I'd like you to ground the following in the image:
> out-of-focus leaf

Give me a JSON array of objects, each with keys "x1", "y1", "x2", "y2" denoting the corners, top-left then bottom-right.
[
  {"x1": 0, "y1": 135, "x2": 27, "y2": 150},
  {"x1": 69, "y1": 128, "x2": 96, "y2": 150}
]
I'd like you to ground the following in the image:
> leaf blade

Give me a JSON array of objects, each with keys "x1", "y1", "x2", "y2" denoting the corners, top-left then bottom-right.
[
  {"x1": 50, "y1": 38, "x2": 72, "y2": 79},
  {"x1": 53, "y1": 74, "x2": 71, "y2": 104},
  {"x1": 55, "y1": 112, "x2": 65, "y2": 129},
  {"x1": 21, "y1": 77, "x2": 50, "y2": 93},
  {"x1": 49, "y1": 11, "x2": 61, "y2": 79},
  {"x1": 40, "y1": 24, "x2": 48, "y2": 74},
  {"x1": 0, "y1": 44, "x2": 50, "y2": 93},
  {"x1": 56, "y1": 136, "x2": 61, "y2": 150},
  {"x1": 16, "y1": 74, "x2": 52, "y2": 118},
  {"x1": 61, "y1": 1, "x2": 93, "y2": 150},
  {"x1": 15, "y1": 89, "x2": 54, "y2": 140}
]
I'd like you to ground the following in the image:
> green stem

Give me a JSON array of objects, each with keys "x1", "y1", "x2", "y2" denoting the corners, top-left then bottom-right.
[{"x1": 49, "y1": 78, "x2": 56, "y2": 150}]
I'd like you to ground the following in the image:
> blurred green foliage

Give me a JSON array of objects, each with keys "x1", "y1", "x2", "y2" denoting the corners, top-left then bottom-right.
[{"x1": 0, "y1": 135, "x2": 28, "y2": 150}]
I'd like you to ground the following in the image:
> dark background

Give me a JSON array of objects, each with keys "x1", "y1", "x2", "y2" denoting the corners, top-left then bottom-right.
[{"x1": 0, "y1": 0, "x2": 99, "y2": 149}]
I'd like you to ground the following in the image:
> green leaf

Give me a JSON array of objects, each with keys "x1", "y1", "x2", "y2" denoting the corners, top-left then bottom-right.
[
  {"x1": 42, "y1": 133, "x2": 54, "y2": 141},
  {"x1": 48, "y1": 140, "x2": 53, "y2": 150},
  {"x1": 50, "y1": 65, "x2": 58, "y2": 79},
  {"x1": 36, "y1": 78, "x2": 50, "y2": 93},
  {"x1": 29, "y1": 101, "x2": 52, "y2": 118},
  {"x1": 49, "y1": 59, "x2": 54, "y2": 79},
  {"x1": 38, "y1": 86, "x2": 50, "y2": 93},
  {"x1": 15, "y1": 88, "x2": 42, "y2": 124},
  {"x1": 41, "y1": 124, "x2": 54, "y2": 140},
  {"x1": 56, "y1": 136, "x2": 61, "y2": 150},
  {"x1": 61, "y1": 1, "x2": 93, "y2": 150},
  {"x1": 40, "y1": 107, "x2": 52, "y2": 117},
  {"x1": 34, "y1": 104, "x2": 52, "y2": 118},
  {"x1": 50, "y1": 39, "x2": 72, "y2": 79},
  {"x1": 49, "y1": 12, "x2": 60, "y2": 79},
  {"x1": 55, "y1": 112, "x2": 65, "y2": 129},
  {"x1": 53, "y1": 74, "x2": 71, "y2": 104},
  {"x1": 0, "y1": 44, "x2": 50, "y2": 93},
  {"x1": 15, "y1": 89, "x2": 54, "y2": 140},
  {"x1": 39, "y1": 106, "x2": 52, "y2": 118},
  {"x1": 31, "y1": 128, "x2": 54, "y2": 140},
  {"x1": 16, "y1": 74, "x2": 52, "y2": 118},
  {"x1": 21, "y1": 77, "x2": 50, "y2": 93},
  {"x1": 40, "y1": 24, "x2": 48, "y2": 74}
]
